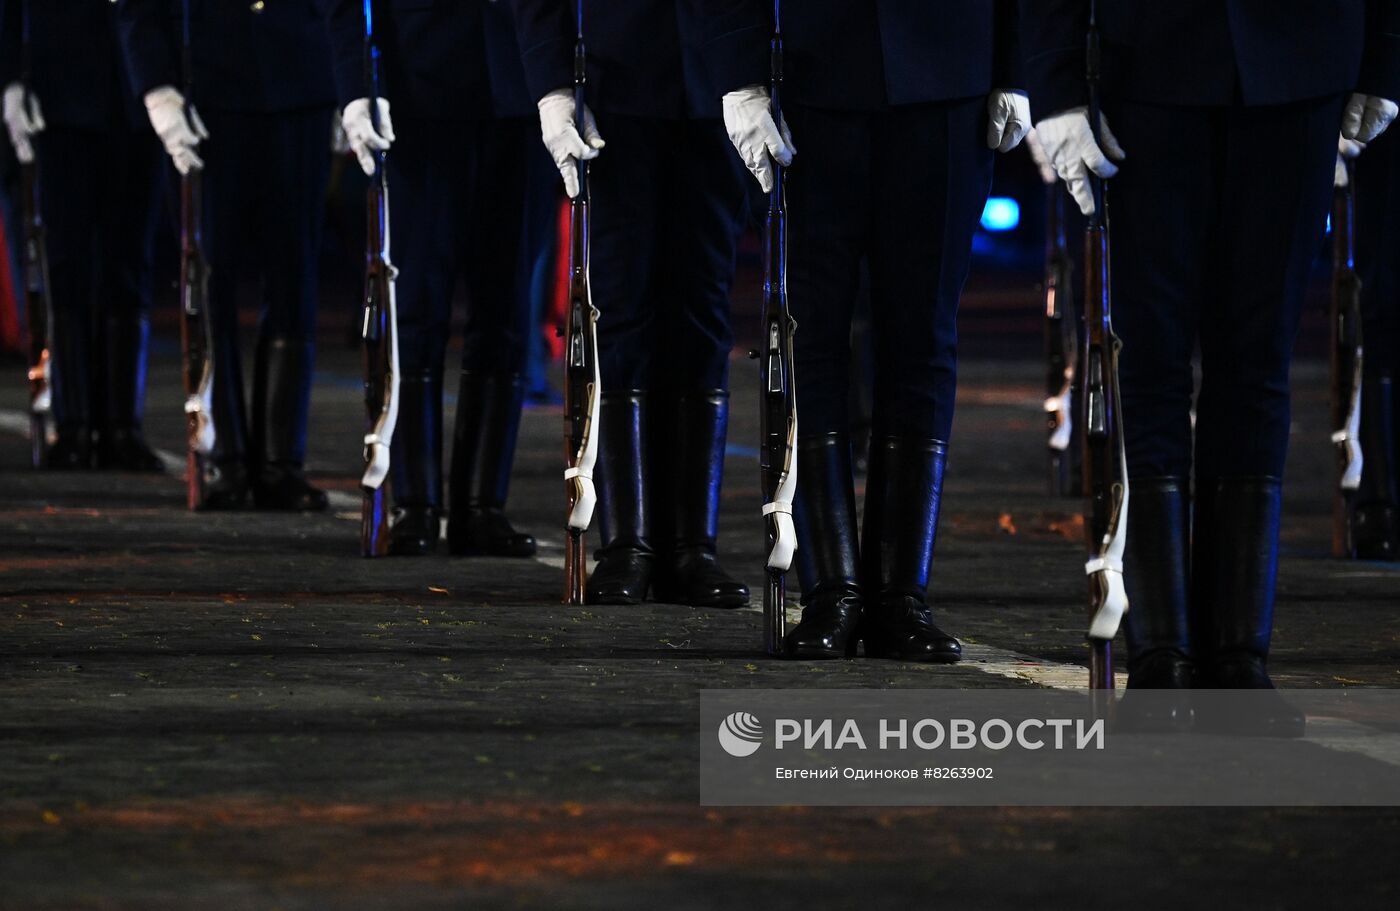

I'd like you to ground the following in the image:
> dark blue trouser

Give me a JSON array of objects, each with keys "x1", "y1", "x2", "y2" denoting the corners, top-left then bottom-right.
[
  {"x1": 1106, "y1": 96, "x2": 1344, "y2": 481},
  {"x1": 782, "y1": 97, "x2": 993, "y2": 442},
  {"x1": 200, "y1": 105, "x2": 333, "y2": 466},
  {"x1": 387, "y1": 116, "x2": 532, "y2": 376},
  {"x1": 385, "y1": 116, "x2": 534, "y2": 504},
  {"x1": 586, "y1": 116, "x2": 748, "y2": 393},
  {"x1": 37, "y1": 123, "x2": 163, "y2": 434}
]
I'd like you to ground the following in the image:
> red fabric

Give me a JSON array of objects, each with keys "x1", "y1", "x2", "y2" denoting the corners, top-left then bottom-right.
[
  {"x1": 546, "y1": 197, "x2": 571, "y2": 360},
  {"x1": 0, "y1": 216, "x2": 22, "y2": 354}
]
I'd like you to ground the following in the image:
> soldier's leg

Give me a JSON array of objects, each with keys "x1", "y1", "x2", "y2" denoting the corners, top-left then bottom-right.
[
  {"x1": 779, "y1": 102, "x2": 868, "y2": 658},
  {"x1": 250, "y1": 106, "x2": 334, "y2": 511},
  {"x1": 35, "y1": 126, "x2": 100, "y2": 468},
  {"x1": 383, "y1": 117, "x2": 476, "y2": 554},
  {"x1": 449, "y1": 116, "x2": 536, "y2": 558},
  {"x1": 1100, "y1": 100, "x2": 1219, "y2": 691},
  {"x1": 583, "y1": 114, "x2": 666, "y2": 604},
  {"x1": 198, "y1": 107, "x2": 255, "y2": 507},
  {"x1": 95, "y1": 123, "x2": 165, "y2": 472},
  {"x1": 859, "y1": 96, "x2": 991, "y2": 663},
  {"x1": 1353, "y1": 129, "x2": 1400, "y2": 559},
  {"x1": 647, "y1": 117, "x2": 752, "y2": 609},
  {"x1": 1195, "y1": 94, "x2": 1343, "y2": 705}
]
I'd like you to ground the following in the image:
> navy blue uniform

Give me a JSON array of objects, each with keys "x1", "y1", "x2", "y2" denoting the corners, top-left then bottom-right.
[
  {"x1": 694, "y1": 1, "x2": 1016, "y2": 656},
  {"x1": 1021, "y1": 0, "x2": 1400, "y2": 694},
  {"x1": 116, "y1": 0, "x2": 335, "y2": 497},
  {"x1": 513, "y1": 0, "x2": 746, "y2": 393},
  {"x1": 323, "y1": 0, "x2": 541, "y2": 553},
  {"x1": 1021, "y1": 0, "x2": 1400, "y2": 483},
  {"x1": 1, "y1": 0, "x2": 165, "y2": 468},
  {"x1": 699, "y1": 0, "x2": 1019, "y2": 445},
  {"x1": 512, "y1": 0, "x2": 752, "y2": 606}
]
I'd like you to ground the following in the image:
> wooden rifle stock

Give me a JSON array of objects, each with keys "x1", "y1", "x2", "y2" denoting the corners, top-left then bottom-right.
[
  {"x1": 360, "y1": 160, "x2": 396, "y2": 555},
  {"x1": 19, "y1": 161, "x2": 52, "y2": 467},
  {"x1": 759, "y1": 3, "x2": 798, "y2": 656},
  {"x1": 1329, "y1": 164, "x2": 1364, "y2": 558},
  {"x1": 360, "y1": 0, "x2": 399, "y2": 556},
  {"x1": 562, "y1": 4, "x2": 601, "y2": 604},
  {"x1": 178, "y1": 172, "x2": 214, "y2": 510},
  {"x1": 1044, "y1": 184, "x2": 1079, "y2": 497},
  {"x1": 177, "y1": 0, "x2": 215, "y2": 510},
  {"x1": 1080, "y1": 1, "x2": 1129, "y2": 697},
  {"x1": 18, "y1": 1, "x2": 52, "y2": 467}
]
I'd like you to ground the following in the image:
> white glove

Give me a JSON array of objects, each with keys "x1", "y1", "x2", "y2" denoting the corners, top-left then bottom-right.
[
  {"x1": 537, "y1": 88, "x2": 603, "y2": 198},
  {"x1": 1024, "y1": 127, "x2": 1057, "y2": 184},
  {"x1": 987, "y1": 90, "x2": 1031, "y2": 153},
  {"x1": 721, "y1": 84, "x2": 794, "y2": 194},
  {"x1": 1335, "y1": 134, "x2": 1365, "y2": 188},
  {"x1": 342, "y1": 97, "x2": 394, "y2": 176},
  {"x1": 1342, "y1": 92, "x2": 1398, "y2": 144},
  {"x1": 144, "y1": 86, "x2": 207, "y2": 175},
  {"x1": 1033, "y1": 106, "x2": 1126, "y2": 216},
  {"x1": 2, "y1": 82, "x2": 45, "y2": 165}
]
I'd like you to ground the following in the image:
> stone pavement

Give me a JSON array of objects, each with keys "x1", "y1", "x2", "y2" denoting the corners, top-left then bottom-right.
[{"x1": 1, "y1": 338, "x2": 1397, "y2": 909}]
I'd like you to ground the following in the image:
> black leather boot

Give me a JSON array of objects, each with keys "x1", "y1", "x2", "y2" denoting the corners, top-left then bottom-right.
[
  {"x1": 197, "y1": 459, "x2": 250, "y2": 511},
  {"x1": 587, "y1": 391, "x2": 654, "y2": 604},
  {"x1": 97, "y1": 312, "x2": 164, "y2": 472},
  {"x1": 860, "y1": 437, "x2": 961, "y2": 662},
  {"x1": 44, "y1": 433, "x2": 91, "y2": 470},
  {"x1": 250, "y1": 335, "x2": 327, "y2": 511},
  {"x1": 1352, "y1": 372, "x2": 1398, "y2": 560},
  {"x1": 1192, "y1": 477, "x2": 1304, "y2": 737},
  {"x1": 783, "y1": 434, "x2": 862, "y2": 659},
  {"x1": 1115, "y1": 477, "x2": 1194, "y2": 732},
  {"x1": 651, "y1": 391, "x2": 750, "y2": 608},
  {"x1": 44, "y1": 288, "x2": 93, "y2": 469},
  {"x1": 446, "y1": 372, "x2": 537, "y2": 557},
  {"x1": 388, "y1": 369, "x2": 443, "y2": 555}
]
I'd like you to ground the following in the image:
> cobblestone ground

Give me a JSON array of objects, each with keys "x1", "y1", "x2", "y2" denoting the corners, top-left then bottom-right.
[{"x1": 1, "y1": 331, "x2": 1397, "y2": 909}]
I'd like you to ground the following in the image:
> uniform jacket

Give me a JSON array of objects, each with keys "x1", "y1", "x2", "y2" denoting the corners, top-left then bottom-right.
[
  {"x1": 116, "y1": 0, "x2": 336, "y2": 113},
  {"x1": 694, "y1": 0, "x2": 1023, "y2": 111},
  {"x1": 484, "y1": 0, "x2": 534, "y2": 119},
  {"x1": 0, "y1": 0, "x2": 145, "y2": 130},
  {"x1": 510, "y1": 0, "x2": 724, "y2": 119},
  {"x1": 1020, "y1": 0, "x2": 1400, "y2": 118}
]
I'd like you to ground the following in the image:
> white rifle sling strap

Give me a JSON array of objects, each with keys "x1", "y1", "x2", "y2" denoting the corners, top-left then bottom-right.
[
  {"x1": 1332, "y1": 359, "x2": 1364, "y2": 491},
  {"x1": 361, "y1": 184, "x2": 401, "y2": 491},
  {"x1": 1086, "y1": 446, "x2": 1129, "y2": 641},
  {"x1": 566, "y1": 283, "x2": 601, "y2": 533},
  {"x1": 183, "y1": 179, "x2": 215, "y2": 459},
  {"x1": 1046, "y1": 385, "x2": 1072, "y2": 452},
  {"x1": 32, "y1": 355, "x2": 51, "y2": 414},
  {"x1": 763, "y1": 414, "x2": 798, "y2": 571},
  {"x1": 185, "y1": 379, "x2": 215, "y2": 456}
]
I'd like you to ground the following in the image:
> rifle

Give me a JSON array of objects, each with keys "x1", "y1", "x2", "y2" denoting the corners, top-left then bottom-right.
[
  {"x1": 1043, "y1": 183, "x2": 1079, "y2": 497},
  {"x1": 562, "y1": 0, "x2": 601, "y2": 604},
  {"x1": 1329, "y1": 161, "x2": 1364, "y2": 558},
  {"x1": 18, "y1": 0, "x2": 52, "y2": 467},
  {"x1": 1080, "y1": 0, "x2": 1129, "y2": 694},
  {"x1": 759, "y1": 0, "x2": 798, "y2": 656},
  {"x1": 359, "y1": 0, "x2": 401, "y2": 557},
  {"x1": 178, "y1": 0, "x2": 216, "y2": 509}
]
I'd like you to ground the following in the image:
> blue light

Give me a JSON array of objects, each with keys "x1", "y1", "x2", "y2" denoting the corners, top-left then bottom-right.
[{"x1": 981, "y1": 197, "x2": 1020, "y2": 232}]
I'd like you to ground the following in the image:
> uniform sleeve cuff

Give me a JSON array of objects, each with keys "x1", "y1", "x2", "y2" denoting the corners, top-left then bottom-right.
[
  {"x1": 1358, "y1": 32, "x2": 1400, "y2": 101},
  {"x1": 701, "y1": 24, "x2": 771, "y2": 97},
  {"x1": 520, "y1": 36, "x2": 576, "y2": 105}
]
